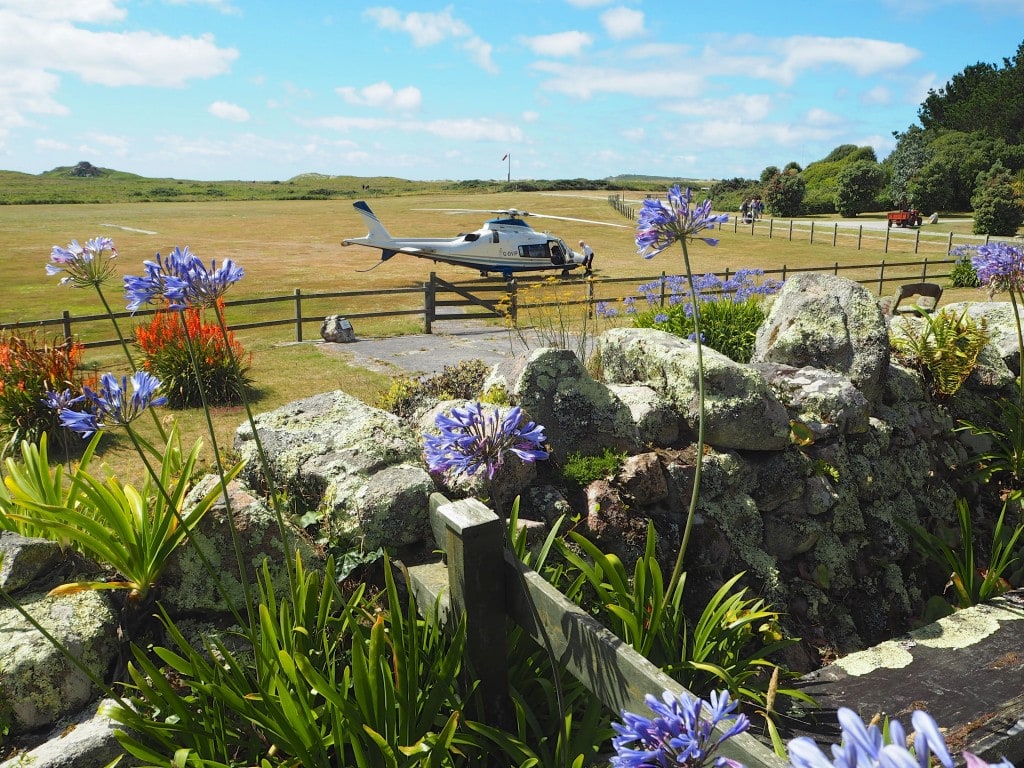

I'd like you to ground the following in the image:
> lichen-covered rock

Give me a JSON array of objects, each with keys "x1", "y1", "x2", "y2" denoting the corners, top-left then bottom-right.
[
  {"x1": 752, "y1": 273, "x2": 890, "y2": 405},
  {"x1": 161, "y1": 477, "x2": 322, "y2": 615},
  {"x1": 944, "y1": 300, "x2": 1023, "y2": 373},
  {"x1": 234, "y1": 390, "x2": 431, "y2": 550},
  {"x1": 597, "y1": 327, "x2": 791, "y2": 450},
  {"x1": 753, "y1": 363, "x2": 871, "y2": 439},
  {"x1": 605, "y1": 383, "x2": 680, "y2": 446},
  {"x1": 616, "y1": 452, "x2": 669, "y2": 506},
  {"x1": 0, "y1": 698, "x2": 139, "y2": 768},
  {"x1": 0, "y1": 531, "x2": 65, "y2": 593},
  {"x1": 488, "y1": 347, "x2": 641, "y2": 461},
  {"x1": 0, "y1": 590, "x2": 117, "y2": 734}
]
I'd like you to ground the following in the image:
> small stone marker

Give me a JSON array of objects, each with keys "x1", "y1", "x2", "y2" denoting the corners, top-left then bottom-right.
[{"x1": 321, "y1": 315, "x2": 355, "y2": 343}]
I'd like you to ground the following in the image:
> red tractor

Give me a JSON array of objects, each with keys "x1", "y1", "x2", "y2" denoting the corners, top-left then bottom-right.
[{"x1": 887, "y1": 209, "x2": 923, "y2": 228}]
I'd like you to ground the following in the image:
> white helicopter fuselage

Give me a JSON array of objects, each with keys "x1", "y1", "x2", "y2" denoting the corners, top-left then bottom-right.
[{"x1": 342, "y1": 200, "x2": 587, "y2": 277}]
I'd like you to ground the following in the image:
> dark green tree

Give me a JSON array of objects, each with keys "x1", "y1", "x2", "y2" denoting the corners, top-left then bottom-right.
[
  {"x1": 908, "y1": 131, "x2": 999, "y2": 212},
  {"x1": 834, "y1": 161, "x2": 885, "y2": 217},
  {"x1": 762, "y1": 170, "x2": 806, "y2": 217},
  {"x1": 971, "y1": 162, "x2": 1024, "y2": 235},
  {"x1": 886, "y1": 125, "x2": 931, "y2": 207},
  {"x1": 759, "y1": 166, "x2": 780, "y2": 184},
  {"x1": 919, "y1": 41, "x2": 1024, "y2": 144}
]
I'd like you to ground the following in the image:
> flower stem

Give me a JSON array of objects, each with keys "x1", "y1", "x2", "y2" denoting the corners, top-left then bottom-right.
[
  {"x1": 666, "y1": 238, "x2": 704, "y2": 600},
  {"x1": 177, "y1": 309, "x2": 255, "y2": 624},
  {"x1": 93, "y1": 284, "x2": 168, "y2": 444}
]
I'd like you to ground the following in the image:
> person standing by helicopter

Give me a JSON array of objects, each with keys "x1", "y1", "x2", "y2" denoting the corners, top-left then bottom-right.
[{"x1": 579, "y1": 240, "x2": 595, "y2": 275}]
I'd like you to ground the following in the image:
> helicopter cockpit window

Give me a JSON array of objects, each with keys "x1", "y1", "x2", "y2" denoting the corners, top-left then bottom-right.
[
  {"x1": 519, "y1": 243, "x2": 550, "y2": 259},
  {"x1": 463, "y1": 233, "x2": 480, "y2": 242}
]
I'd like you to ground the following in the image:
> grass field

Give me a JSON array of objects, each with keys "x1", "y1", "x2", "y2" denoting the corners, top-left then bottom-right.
[{"x1": 0, "y1": 190, "x2": 994, "y2": 481}]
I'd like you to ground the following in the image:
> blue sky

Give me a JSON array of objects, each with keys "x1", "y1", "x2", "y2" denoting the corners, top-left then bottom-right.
[{"x1": 1, "y1": 0, "x2": 1022, "y2": 182}]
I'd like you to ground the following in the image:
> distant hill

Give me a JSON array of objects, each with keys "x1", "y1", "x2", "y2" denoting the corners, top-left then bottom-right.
[{"x1": 0, "y1": 165, "x2": 689, "y2": 205}]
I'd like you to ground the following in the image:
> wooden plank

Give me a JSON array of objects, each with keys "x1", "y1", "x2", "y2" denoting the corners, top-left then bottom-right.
[{"x1": 782, "y1": 591, "x2": 1024, "y2": 766}]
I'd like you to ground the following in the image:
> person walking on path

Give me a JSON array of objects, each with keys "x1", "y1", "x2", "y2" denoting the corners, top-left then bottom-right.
[{"x1": 579, "y1": 240, "x2": 595, "y2": 275}]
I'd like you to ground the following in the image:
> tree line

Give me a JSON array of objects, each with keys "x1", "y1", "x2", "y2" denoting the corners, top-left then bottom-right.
[{"x1": 712, "y1": 40, "x2": 1024, "y2": 236}]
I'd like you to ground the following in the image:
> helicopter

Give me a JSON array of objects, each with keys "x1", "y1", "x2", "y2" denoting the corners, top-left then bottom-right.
[{"x1": 341, "y1": 200, "x2": 627, "y2": 279}]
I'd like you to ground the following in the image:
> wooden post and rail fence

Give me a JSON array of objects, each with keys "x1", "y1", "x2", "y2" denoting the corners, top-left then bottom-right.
[
  {"x1": 402, "y1": 492, "x2": 788, "y2": 767},
  {"x1": 1, "y1": 257, "x2": 960, "y2": 349}
]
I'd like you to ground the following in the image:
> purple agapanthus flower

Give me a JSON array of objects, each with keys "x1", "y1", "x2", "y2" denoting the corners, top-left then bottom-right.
[
  {"x1": 611, "y1": 689, "x2": 750, "y2": 768},
  {"x1": 54, "y1": 371, "x2": 168, "y2": 437},
  {"x1": 423, "y1": 401, "x2": 547, "y2": 480},
  {"x1": 636, "y1": 186, "x2": 730, "y2": 259},
  {"x1": 960, "y1": 241, "x2": 1024, "y2": 298},
  {"x1": 124, "y1": 245, "x2": 244, "y2": 312},
  {"x1": 787, "y1": 707, "x2": 955, "y2": 768},
  {"x1": 46, "y1": 237, "x2": 118, "y2": 288}
]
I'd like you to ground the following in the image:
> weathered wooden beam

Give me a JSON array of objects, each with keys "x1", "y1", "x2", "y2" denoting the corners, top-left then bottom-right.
[{"x1": 412, "y1": 494, "x2": 787, "y2": 767}]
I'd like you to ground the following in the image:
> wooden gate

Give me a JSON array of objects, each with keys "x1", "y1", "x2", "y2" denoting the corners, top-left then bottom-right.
[{"x1": 424, "y1": 272, "x2": 515, "y2": 333}]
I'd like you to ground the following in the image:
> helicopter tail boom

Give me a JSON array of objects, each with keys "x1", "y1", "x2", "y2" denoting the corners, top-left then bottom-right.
[{"x1": 342, "y1": 200, "x2": 393, "y2": 249}]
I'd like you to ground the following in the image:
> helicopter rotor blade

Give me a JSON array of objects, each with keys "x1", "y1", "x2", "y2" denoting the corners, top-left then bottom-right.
[{"x1": 413, "y1": 207, "x2": 629, "y2": 228}]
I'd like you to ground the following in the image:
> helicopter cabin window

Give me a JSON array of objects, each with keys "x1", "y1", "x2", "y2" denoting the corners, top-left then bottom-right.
[
  {"x1": 492, "y1": 231, "x2": 500, "y2": 243},
  {"x1": 463, "y1": 233, "x2": 480, "y2": 242},
  {"x1": 519, "y1": 243, "x2": 550, "y2": 259}
]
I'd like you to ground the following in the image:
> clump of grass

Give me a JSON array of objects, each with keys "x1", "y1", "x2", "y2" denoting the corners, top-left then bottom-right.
[
  {"x1": 561, "y1": 447, "x2": 628, "y2": 487},
  {"x1": 376, "y1": 359, "x2": 490, "y2": 417}
]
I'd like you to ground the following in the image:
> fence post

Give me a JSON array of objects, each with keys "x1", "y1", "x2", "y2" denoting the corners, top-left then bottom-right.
[
  {"x1": 425, "y1": 273, "x2": 436, "y2": 334},
  {"x1": 884, "y1": 225, "x2": 890, "y2": 253},
  {"x1": 293, "y1": 288, "x2": 302, "y2": 342},
  {"x1": 809, "y1": 222, "x2": 814, "y2": 245},
  {"x1": 788, "y1": 220, "x2": 793, "y2": 241},
  {"x1": 947, "y1": 231, "x2": 954, "y2": 254},
  {"x1": 914, "y1": 228, "x2": 921, "y2": 254},
  {"x1": 768, "y1": 218, "x2": 774, "y2": 239},
  {"x1": 857, "y1": 225, "x2": 863, "y2": 250},
  {"x1": 833, "y1": 222, "x2": 838, "y2": 247},
  {"x1": 877, "y1": 260, "x2": 885, "y2": 295},
  {"x1": 834, "y1": 261, "x2": 839, "y2": 276},
  {"x1": 436, "y1": 498, "x2": 513, "y2": 731},
  {"x1": 921, "y1": 257, "x2": 929, "y2": 281},
  {"x1": 782, "y1": 264, "x2": 787, "y2": 281},
  {"x1": 586, "y1": 279, "x2": 595, "y2": 319},
  {"x1": 61, "y1": 310, "x2": 73, "y2": 348}
]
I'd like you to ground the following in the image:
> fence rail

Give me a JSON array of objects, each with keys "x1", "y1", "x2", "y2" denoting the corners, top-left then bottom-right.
[
  {"x1": 1, "y1": 259, "x2": 957, "y2": 349},
  {"x1": 403, "y1": 494, "x2": 788, "y2": 767}
]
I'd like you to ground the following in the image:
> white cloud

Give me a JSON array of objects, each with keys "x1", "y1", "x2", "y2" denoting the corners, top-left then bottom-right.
[
  {"x1": 336, "y1": 82, "x2": 422, "y2": 111},
  {"x1": 664, "y1": 94, "x2": 774, "y2": 121},
  {"x1": 165, "y1": 0, "x2": 242, "y2": 15},
  {"x1": 363, "y1": 6, "x2": 470, "y2": 47},
  {"x1": 302, "y1": 114, "x2": 522, "y2": 143},
  {"x1": 600, "y1": 7, "x2": 644, "y2": 40},
  {"x1": 522, "y1": 30, "x2": 593, "y2": 57},
  {"x1": 772, "y1": 36, "x2": 921, "y2": 85},
  {"x1": 804, "y1": 107, "x2": 845, "y2": 126},
  {"x1": 209, "y1": 101, "x2": 250, "y2": 122},
  {"x1": 621, "y1": 126, "x2": 645, "y2": 141},
  {"x1": 0, "y1": 8, "x2": 238, "y2": 88},
  {"x1": 34, "y1": 137, "x2": 69, "y2": 151},
  {"x1": 462, "y1": 36, "x2": 497, "y2": 74},
  {"x1": 533, "y1": 60, "x2": 703, "y2": 99},
  {"x1": 521, "y1": 110, "x2": 540, "y2": 122},
  {"x1": 565, "y1": 0, "x2": 611, "y2": 7},
  {"x1": 861, "y1": 86, "x2": 891, "y2": 106},
  {"x1": 0, "y1": 0, "x2": 125, "y2": 23},
  {"x1": 363, "y1": 6, "x2": 496, "y2": 73}
]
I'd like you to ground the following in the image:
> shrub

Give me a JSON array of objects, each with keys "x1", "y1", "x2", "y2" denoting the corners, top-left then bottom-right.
[
  {"x1": 627, "y1": 270, "x2": 783, "y2": 363},
  {"x1": 949, "y1": 257, "x2": 981, "y2": 287},
  {"x1": 134, "y1": 303, "x2": 252, "y2": 408},
  {"x1": 0, "y1": 331, "x2": 86, "y2": 454},
  {"x1": 377, "y1": 359, "x2": 490, "y2": 417},
  {"x1": 562, "y1": 447, "x2": 627, "y2": 486},
  {"x1": 890, "y1": 306, "x2": 989, "y2": 399}
]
